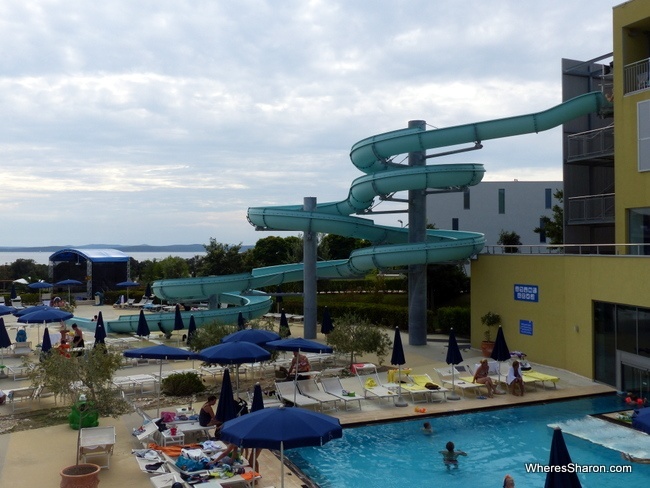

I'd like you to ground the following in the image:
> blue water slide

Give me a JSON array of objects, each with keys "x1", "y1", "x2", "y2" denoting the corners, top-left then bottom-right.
[{"x1": 104, "y1": 92, "x2": 606, "y2": 333}]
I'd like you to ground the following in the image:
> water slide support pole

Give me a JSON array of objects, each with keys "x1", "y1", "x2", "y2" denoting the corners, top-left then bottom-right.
[
  {"x1": 303, "y1": 196, "x2": 318, "y2": 339},
  {"x1": 408, "y1": 120, "x2": 428, "y2": 346}
]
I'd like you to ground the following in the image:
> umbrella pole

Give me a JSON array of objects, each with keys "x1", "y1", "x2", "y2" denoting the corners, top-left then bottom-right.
[
  {"x1": 448, "y1": 368, "x2": 461, "y2": 401},
  {"x1": 495, "y1": 361, "x2": 506, "y2": 394},
  {"x1": 157, "y1": 360, "x2": 163, "y2": 416},
  {"x1": 281, "y1": 440, "x2": 285, "y2": 488},
  {"x1": 293, "y1": 349, "x2": 300, "y2": 406},
  {"x1": 394, "y1": 365, "x2": 407, "y2": 407}
]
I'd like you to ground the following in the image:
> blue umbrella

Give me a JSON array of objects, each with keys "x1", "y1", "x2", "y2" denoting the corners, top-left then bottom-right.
[
  {"x1": 545, "y1": 427, "x2": 582, "y2": 488},
  {"x1": 124, "y1": 344, "x2": 198, "y2": 415},
  {"x1": 279, "y1": 309, "x2": 291, "y2": 337},
  {"x1": 14, "y1": 305, "x2": 51, "y2": 317},
  {"x1": 41, "y1": 327, "x2": 52, "y2": 354},
  {"x1": 55, "y1": 279, "x2": 83, "y2": 304},
  {"x1": 237, "y1": 312, "x2": 245, "y2": 331},
  {"x1": 136, "y1": 310, "x2": 150, "y2": 338},
  {"x1": 215, "y1": 368, "x2": 237, "y2": 423},
  {"x1": 116, "y1": 280, "x2": 139, "y2": 300},
  {"x1": 490, "y1": 326, "x2": 511, "y2": 392},
  {"x1": 220, "y1": 405, "x2": 342, "y2": 488},
  {"x1": 446, "y1": 328, "x2": 464, "y2": 401},
  {"x1": 0, "y1": 305, "x2": 16, "y2": 316},
  {"x1": 222, "y1": 328, "x2": 280, "y2": 346},
  {"x1": 251, "y1": 382, "x2": 265, "y2": 413},
  {"x1": 173, "y1": 304, "x2": 184, "y2": 331},
  {"x1": 390, "y1": 327, "x2": 408, "y2": 407},
  {"x1": 145, "y1": 283, "x2": 152, "y2": 298},
  {"x1": 17, "y1": 307, "x2": 74, "y2": 340},
  {"x1": 187, "y1": 315, "x2": 197, "y2": 345},
  {"x1": 28, "y1": 281, "x2": 53, "y2": 289},
  {"x1": 94, "y1": 311, "x2": 107, "y2": 345},
  {"x1": 321, "y1": 307, "x2": 334, "y2": 335},
  {"x1": 0, "y1": 317, "x2": 12, "y2": 364}
]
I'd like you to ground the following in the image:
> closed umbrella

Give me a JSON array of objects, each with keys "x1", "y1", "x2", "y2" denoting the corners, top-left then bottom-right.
[
  {"x1": 321, "y1": 307, "x2": 334, "y2": 335},
  {"x1": 390, "y1": 327, "x2": 408, "y2": 407},
  {"x1": 10, "y1": 283, "x2": 17, "y2": 300},
  {"x1": 445, "y1": 328, "x2": 463, "y2": 401},
  {"x1": 215, "y1": 368, "x2": 237, "y2": 423},
  {"x1": 136, "y1": 309, "x2": 150, "y2": 338},
  {"x1": 251, "y1": 383, "x2": 265, "y2": 413},
  {"x1": 94, "y1": 311, "x2": 107, "y2": 345},
  {"x1": 237, "y1": 312, "x2": 245, "y2": 331},
  {"x1": 0, "y1": 317, "x2": 12, "y2": 366},
  {"x1": 187, "y1": 315, "x2": 197, "y2": 345},
  {"x1": 490, "y1": 326, "x2": 511, "y2": 393},
  {"x1": 124, "y1": 344, "x2": 198, "y2": 415},
  {"x1": 174, "y1": 304, "x2": 184, "y2": 329},
  {"x1": 220, "y1": 405, "x2": 342, "y2": 488},
  {"x1": 221, "y1": 328, "x2": 280, "y2": 346},
  {"x1": 55, "y1": 279, "x2": 83, "y2": 304},
  {"x1": 545, "y1": 427, "x2": 582, "y2": 488},
  {"x1": 41, "y1": 327, "x2": 53, "y2": 354},
  {"x1": 145, "y1": 283, "x2": 152, "y2": 298},
  {"x1": 279, "y1": 309, "x2": 291, "y2": 337}
]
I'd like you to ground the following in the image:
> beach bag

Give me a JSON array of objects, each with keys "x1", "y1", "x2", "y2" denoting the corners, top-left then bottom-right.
[
  {"x1": 161, "y1": 411, "x2": 176, "y2": 423},
  {"x1": 425, "y1": 382, "x2": 440, "y2": 390}
]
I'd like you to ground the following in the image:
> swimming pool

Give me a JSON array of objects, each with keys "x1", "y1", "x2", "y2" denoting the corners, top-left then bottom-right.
[{"x1": 287, "y1": 395, "x2": 650, "y2": 487}]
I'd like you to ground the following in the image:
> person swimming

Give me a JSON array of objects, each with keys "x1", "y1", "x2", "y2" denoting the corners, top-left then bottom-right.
[
  {"x1": 422, "y1": 422, "x2": 433, "y2": 435},
  {"x1": 439, "y1": 441, "x2": 467, "y2": 469}
]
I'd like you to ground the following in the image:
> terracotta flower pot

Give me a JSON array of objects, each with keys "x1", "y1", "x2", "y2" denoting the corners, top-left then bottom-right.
[
  {"x1": 60, "y1": 463, "x2": 101, "y2": 488},
  {"x1": 481, "y1": 341, "x2": 495, "y2": 358}
]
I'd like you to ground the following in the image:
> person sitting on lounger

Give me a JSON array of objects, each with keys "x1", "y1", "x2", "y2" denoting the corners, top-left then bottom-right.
[
  {"x1": 472, "y1": 359, "x2": 496, "y2": 398},
  {"x1": 288, "y1": 351, "x2": 311, "y2": 378},
  {"x1": 439, "y1": 441, "x2": 466, "y2": 469},
  {"x1": 507, "y1": 360, "x2": 525, "y2": 397}
]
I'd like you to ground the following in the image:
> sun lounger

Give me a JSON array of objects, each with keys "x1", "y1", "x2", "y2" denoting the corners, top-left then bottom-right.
[
  {"x1": 296, "y1": 379, "x2": 339, "y2": 411},
  {"x1": 78, "y1": 426, "x2": 116, "y2": 469},
  {"x1": 433, "y1": 367, "x2": 485, "y2": 397},
  {"x1": 274, "y1": 381, "x2": 320, "y2": 408},
  {"x1": 406, "y1": 373, "x2": 449, "y2": 403},
  {"x1": 354, "y1": 364, "x2": 399, "y2": 402},
  {"x1": 246, "y1": 389, "x2": 283, "y2": 409},
  {"x1": 320, "y1": 376, "x2": 363, "y2": 410},
  {"x1": 6, "y1": 386, "x2": 37, "y2": 413},
  {"x1": 522, "y1": 370, "x2": 559, "y2": 389}
]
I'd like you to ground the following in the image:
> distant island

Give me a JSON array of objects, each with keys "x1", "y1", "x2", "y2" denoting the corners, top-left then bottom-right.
[{"x1": 0, "y1": 244, "x2": 207, "y2": 253}]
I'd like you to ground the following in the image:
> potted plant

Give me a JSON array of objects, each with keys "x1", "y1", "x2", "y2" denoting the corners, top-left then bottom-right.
[
  {"x1": 480, "y1": 312, "x2": 501, "y2": 357},
  {"x1": 27, "y1": 346, "x2": 131, "y2": 487}
]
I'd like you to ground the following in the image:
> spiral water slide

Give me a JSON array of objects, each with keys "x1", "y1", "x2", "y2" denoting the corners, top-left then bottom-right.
[{"x1": 105, "y1": 92, "x2": 606, "y2": 333}]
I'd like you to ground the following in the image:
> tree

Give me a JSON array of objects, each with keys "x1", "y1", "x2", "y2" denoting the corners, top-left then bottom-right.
[
  {"x1": 200, "y1": 239, "x2": 246, "y2": 276},
  {"x1": 534, "y1": 189, "x2": 564, "y2": 245},
  {"x1": 318, "y1": 234, "x2": 371, "y2": 260},
  {"x1": 497, "y1": 230, "x2": 522, "y2": 253},
  {"x1": 325, "y1": 313, "x2": 392, "y2": 366},
  {"x1": 246, "y1": 236, "x2": 301, "y2": 268},
  {"x1": 158, "y1": 256, "x2": 190, "y2": 279}
]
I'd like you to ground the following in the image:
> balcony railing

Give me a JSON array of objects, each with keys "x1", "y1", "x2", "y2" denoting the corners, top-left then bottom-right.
[
  {"x1": 482, "y1": 243, "x2": 650, "y2": 256},
  {"x1": 567, "y1": 125, "x2": 614, "y2": 162},
  {"x1": 624, "y1": 57, "x2": 650, "y2": 95},
  {"x1": 567, "y1": 193, "x2": 615, "y2": 224}
]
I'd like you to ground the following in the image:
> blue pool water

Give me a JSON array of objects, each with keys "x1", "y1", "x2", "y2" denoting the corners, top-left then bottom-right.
[{"x1": 287, "y1": 395, "x2": 650, "y2": 487}]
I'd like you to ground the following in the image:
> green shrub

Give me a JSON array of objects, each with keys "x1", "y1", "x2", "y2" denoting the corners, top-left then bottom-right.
[
  {"x1": 162, "y1": 372, "x2": 206, "y2": 396},
  {"x1": 437, "y1": 306, "x2": 470, "y2": 337}
]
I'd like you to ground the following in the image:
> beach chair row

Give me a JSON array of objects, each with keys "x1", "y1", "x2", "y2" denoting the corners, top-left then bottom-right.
[{"x1": 4, "y1": 384, "x2": 56, "y2": 413}]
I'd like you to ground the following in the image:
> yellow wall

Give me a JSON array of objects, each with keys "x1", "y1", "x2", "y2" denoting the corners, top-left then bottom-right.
[
  {"x1": 613, "y1": 0, "x2": 650, "y2": 243},
  {"x1": 471, "y1": 254, "x2": 650, "y2": 379}
]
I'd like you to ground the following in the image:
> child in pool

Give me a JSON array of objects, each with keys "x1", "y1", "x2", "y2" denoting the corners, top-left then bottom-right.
[{"x1": 439, "y1": 441, "x2": 467, "y2": 469}]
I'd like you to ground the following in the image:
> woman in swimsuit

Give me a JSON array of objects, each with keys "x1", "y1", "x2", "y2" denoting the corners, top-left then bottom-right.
[{"x1": 472, "y1": 358, "x2": 496, "y2": 398}]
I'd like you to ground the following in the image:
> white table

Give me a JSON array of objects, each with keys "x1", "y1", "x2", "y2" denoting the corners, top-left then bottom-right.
[{"x1": 79, "y1": 426, "x2": 116, "y2": 469}]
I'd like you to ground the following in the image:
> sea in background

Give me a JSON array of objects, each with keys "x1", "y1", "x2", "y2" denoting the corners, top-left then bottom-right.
[{"x1": 0, "y1": 251, "x2": 206, "y2": 266}]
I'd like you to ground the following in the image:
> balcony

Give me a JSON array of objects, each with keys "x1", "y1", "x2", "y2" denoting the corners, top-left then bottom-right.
[
  {"x1": 566, "y1": 125, "x2": 614, "y2": 163},
  {"x1": 624, "y1": 57, "x2": 650, "y2": 95},
  {"x1": 567, "y1": 193, "x2": 615, "y2": 225}
]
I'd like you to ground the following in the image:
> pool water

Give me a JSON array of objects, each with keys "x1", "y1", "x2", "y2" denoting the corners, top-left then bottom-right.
[{"x1": 287, "y1": 395, "x2": 650, "y2": 487}]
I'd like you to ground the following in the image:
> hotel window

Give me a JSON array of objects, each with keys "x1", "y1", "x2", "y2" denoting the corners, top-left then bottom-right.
[
  {"x1": 545, "y1": 188, "x2": 552, "y2": 209},
  {"x1": 498, "y1": 189, "x2": 505, "y2": 214},
  {"x1": 452, "y1": 218, "x2": 459, "y2": 230},
  {"x1": 639, "y1": 100, "x2": 650, "y2": 172},
  {"x1": 539, "y1": 218, "x2": 546, "y2": 243},
  {"x1": 463, "y1": 188, "x2": 470, "y2": 209}
]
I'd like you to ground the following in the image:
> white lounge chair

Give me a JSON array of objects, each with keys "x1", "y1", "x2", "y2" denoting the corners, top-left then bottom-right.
[
  {"x1": 402, "y1": 373, "x2": 448, "y2": 403},
  {"x1": 320, "y1": 376, "x2": 363, "y2": 410},
  {"x1": 296, "y1": 379, "x2": 339, "y2": 411},
  {"x1": 354, "y1": 364, "x2": 399, "y2": 402},
  {"x1": 434, "y1": 366, "x2": 485, "y2": 397},
  {"x1": 274, "y1": 381, "x2": 320, "y2": 408}
]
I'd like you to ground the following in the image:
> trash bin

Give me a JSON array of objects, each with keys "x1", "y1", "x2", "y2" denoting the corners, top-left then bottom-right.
[
  {"x1": 69, "y1": 400, "x2": 99, "y2": 430},
  {"x1": 94, "y1": 292, "x2": 104, "y2": 306}
]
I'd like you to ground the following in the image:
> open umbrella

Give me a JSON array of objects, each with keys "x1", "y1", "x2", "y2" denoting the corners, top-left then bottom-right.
[
  {"x1": 445, "y1": 328, "x2": 463, "y2": 401},
  {"x1": 0, "y1": 305, "x2": 16, "y2": 316},
  {"x1": 490, "y1": 326, "x2": 511, "y2": 393},
  {"x1": 187, "y1": 315, "x2": 197, "y2": 345},
  {"x1": 0, "y1": 317, "x2": 12, "y2": 365},
  {"x1": 116, "y1": 280, "x2": 139, "y2": 300},
  {"x1": 94, "y1": 311, "x2": 107, "y2": 345},
  {"x1": 266, "y1": 338, "x2": 333, "y2": 404},
  {"x1": 279, "y1": 309, "x2": 291, "y2": 337},
  {"x1": 55, "y1": 279, "x2": 83, "y2": 304},
  {"x1": 220, "y1": 405, "x2": 342, "y2": 488},
  {"x1": 237, "y1": 311, "x2": 245, "y2": 331},
  {"x1": 136, "y1": 310, "x2": 150, "y2": 338},
  {"x1": 17, "y1": 307, "x2": 73, "y2": 340},
  {"x1": 28, "y1": 281, "x2": 53, "y2": 303},
  {"x1": 198, "y1": 342, "x2": 271, "y2": 397},
  {"x1": 14, "y1": 305, "x2": 51, "y2": 317},
  {"x1": 221, "y1": 328, "x2": 280, "y2": 346},
  {"x1": 545, "y1": 427, "x2": 582, "y2": 488},
  {"x1": 390, "y1": 327, "x2": 408, "y2": 407},
  {"x1": 41, "y1": 327, "x2": 52, "y2": 354},
  {"x1": 321, "y1": 307, "x2": 334, "y2": 335},
  {"x1": 215, "y1": 368, "x2": 237, "y2": 423},
  {"x1": 124, "y1": 344, "x2": 198, "y2": 415}
]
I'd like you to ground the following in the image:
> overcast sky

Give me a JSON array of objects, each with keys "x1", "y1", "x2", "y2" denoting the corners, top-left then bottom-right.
[{"x1": 1, "y1": 0, "x2": 619, "y2": 247}]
